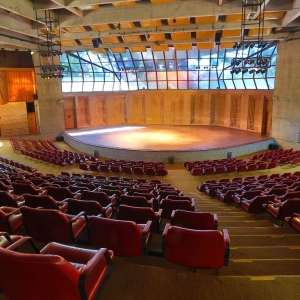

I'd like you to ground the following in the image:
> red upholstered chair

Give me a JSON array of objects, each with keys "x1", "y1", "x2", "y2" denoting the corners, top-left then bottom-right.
[
  {"x1": 160, "y1": 199, "x2": 195, "y2": 220},
  {"x1": 0, "y1": 191, "x2": 25, "y2": 208},
  {"x1": 285, "y1": 213, "x2": 300, "y2": 233},
  {"x1": 117, "y1": 204, "x2": 162, "y2": 233},
  {"x1": 88, "y1": 216, "x2": 151, "y2": 256},
  {"x1": 81, "y1": 190, "x2": 117, "y2": 207},
  {"x1": 12, "y1": 182, "x2": 45, "y2": 196},
  {"x1": 240, "y1": 195, "x2": 276, "y2": 214},
  {"x1": 120, "y1": 194, "x2": 155, "y2": 208},
  {"x1": 20, "y1": 206, "x2": 88, "y2": 245},
  {"x1": 217, "y1": 189, "x2": 243, "y2": 204},
  {"x1": 275, "y1": 191, "x2": 300, "y2": 202},
  {"x1": 205, "y1": 184, "x2": 224, "y2": 197},
  {"x1": 23, "y1": 193, "x2": 68, "y2": 212},
  {"x1": 0, "y1": 207, "x2": 23, "y2": 234},
  {"x1": 166, "y1": 195, "x2": 195, "y2": 207},
  {"x1": 65, "y1": 198, "x2": 113, "y2": 218},
  {"x1": 45, "y1": 186, "x2": 81, "y2": 201},
  {"x1": 262, "y1": 187, "x2": 287, "y2": 197},
  {"x1": 233, "y1": 190, "x2": 263, "y2": 205},
  {"x1": 162, "y1": 224, "x2": 230, "y2": 271},
  {"x1": 264, "y1": 198, "x2": 300, "y2": 226},
  {"x1": 0, "y1": 241, "x2": 113, "y2": 300},
  {"x1": 156, "y1": 168, "x2": 168, "y2": 176},
  {"x1": 171, "y1": 210, "x2": 218, "y2": 230}
]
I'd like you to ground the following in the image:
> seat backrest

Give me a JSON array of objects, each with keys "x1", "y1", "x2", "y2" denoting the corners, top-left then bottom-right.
[
  {"x1": 20, "y1": 206, "x2": 72, "y2": 244},
  {"x1": 132, "y1": 192, "x2": 155, "y2": 200},
  {"x1": 46, "y1": 186, "x2": 73, "y2": 201},
  {"x1": 160, "y1": 199, "x2": 193, "y2": 220},
  {"x1": 0, "y1": 191, "x2": 18, "y2": 207},
  {"x1": 120, "y1": 195, "x2": 151, "y2": 207},
  {"x1": 117, "y1": 204, "x2": 158, "y2": 232},
  {"x1": 166, "y1": 195, "x2": 192, "y2": 202},
  {"x1": 241, "y1": 190, "x2": 262, "y2": 199},
  {"x1": 171, "y1": 210, "x2": 216, "y2": 230},
  {"x1": 67, "y1": 199, "x2": 104, "y2": 215},
  {"x1": 89, "y1": 217, "x2": 143, "y2": 256},
  {"x1": 0, "y1": 247, "x2": 81, "y2": 300},
  {"x1": 23, "y1": 193, "x2": 58, "y2": 209},
  {"x1": 163, "y1": 225, "x2": 226, "y2": 269},
  {"x1": 81, "y1": 191, "x2": 111, "y2": 206},
  {"x1": 12, "y1": 182, "x2": 39, "y2": 195}
]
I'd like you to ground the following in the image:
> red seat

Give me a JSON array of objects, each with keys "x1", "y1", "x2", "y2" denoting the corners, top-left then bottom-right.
[
  {"x1": 45, "y1": 186, "x2": 81, "y2": 201},
  {"x1": 0, "y1": 207, "x2": 23, "y2": 234},
  {"x1": 120, "y1": 194, "x2": 155, "y2": 208},
  {"x1": 81, "y1": 190, "x2": 117, "y2": 207},
  {"x1": 265, "y1": 198, "x2": 300, "y2": 226},
  {"x1": 23, "y1": 193, "x2": 68, "y2": 212},
  {"x1": 88, "y1": 216, "x2": 151, "y2": 257},
  {"x1": 65, "y1": 198, "x2": 113, "y2": 218},
  {"x1": 285, "y1": 213, "x2": 300, "y2": 233},
  {"x1": 160, "y1": 199, "x2": 195, "y2": 220},
  {"x1": 20, "y1": 206, "x2": 88, "y2": 245},
  {"x1": 233, "y1": 190, "x2": 263, "y2": 204},
  {"x1": 162, "y1": 225, "x2": 230, "y2": 271},
  {"x1": 0, "y1": 191, "x2": 24, "y2": 208},
  {"x1": 171, "y1": 210, "x2": 218, "y2": 230},
  {"x1": 0, "y1": 241, "x2": 113, "y2": 300},
  {"x1": 240, "y1": 195, "x2": 276, "y2": 214},
  {"x1": 117, "y1": 204, "x2": 162, "y2": 233}
]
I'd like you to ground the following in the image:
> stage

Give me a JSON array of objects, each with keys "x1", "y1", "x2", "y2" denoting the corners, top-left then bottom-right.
[{"x1": 63, "y1": 125, "x2": 274, "y2": 162}]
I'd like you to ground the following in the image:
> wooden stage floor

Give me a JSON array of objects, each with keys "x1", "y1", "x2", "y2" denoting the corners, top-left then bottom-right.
[{"x1": 66, "y1": 125, "x2": 270, "y2": 152}]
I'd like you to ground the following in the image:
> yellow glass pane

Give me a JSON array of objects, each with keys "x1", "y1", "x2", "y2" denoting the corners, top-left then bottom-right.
[
  {"x1": 248, "y1": 28, "x2": 271, "y2": 36},
  {"x1": 167, "y1": 18, "x2": 190, "y2": 25},
  {"x1": 80, "y1": 38, "x2": 93, "y2": 45},
  {"x1": 91, "y1": 24, "x2": 111, "y2": 31},
  {"x1": 220, "y1": 42, "x2": 236, "y2": 49},
  {"x1": 60, "y1": 40, "x2": 78, "y2": 46},
  {"x1": 101, "y1": 36, "x2": 120, "y2": 43},
  {"x1": 171, "y1": 32, "x2": 191, "y2": 40},
  {"x1": 151, "y1": 45, "x2": 169, "y2": 51},
  {"x1": 226, "y1": 14, "x2": 243, "y2": 22},
  {"x1": 140, "y1": 20, "x2": 162, "y2": 27},
  {"x1": 195, "y1": 16, "x2": 218, "y2": 24},
  {"x1": 90, "y1": 48, "x2": 107, "y2": 54},
  {"x1": 222, "y1": 29, "x2": 241, "y2": 38},
  {"x1": 110, "y1": 47, "x2": 126, "y2": 53},
  {"x1": 146, "y1": 33, "x2": 165, "y2": 41},
  {"x1": 64, "y1": 26, "x2": 86, "y2": 33},
  {"x1": 130, "y1": 46, "x2": 147, "y2": 52},
  {"x1": 196, "y1": 31, "x2": 215, "y2": 39},
  {"x1": 112, "y1": 1, "x2": 136, "y2": 7},
  {"x1": 174, "y1": 44, "x2": 192, "y2": 50},
  {"x1": 197, "y1": 42, "x2": 215, "y2": 50},
  {"x1": 123, "y1": 35, "x2": 142, "y2": 43}
]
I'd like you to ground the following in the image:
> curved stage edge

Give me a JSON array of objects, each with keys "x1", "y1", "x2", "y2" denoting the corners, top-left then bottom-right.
[{"x1": 62, "y1": 125, "x2": 274, "y2": 163}]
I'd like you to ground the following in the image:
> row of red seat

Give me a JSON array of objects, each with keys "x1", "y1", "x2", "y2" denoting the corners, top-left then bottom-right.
[{"x1": 198, "y1": 172, "x2": 300, "y2": 231}]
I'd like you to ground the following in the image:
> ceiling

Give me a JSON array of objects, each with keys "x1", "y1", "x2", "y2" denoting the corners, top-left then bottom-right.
[{"x1": 1, "y1": 0, "x2": 300, "y2": 53}]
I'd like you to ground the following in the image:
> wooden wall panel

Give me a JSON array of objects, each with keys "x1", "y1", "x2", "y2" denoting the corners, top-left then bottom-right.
[{"x1": 62, "y1": 90, "x2": 273, "y2": 133}]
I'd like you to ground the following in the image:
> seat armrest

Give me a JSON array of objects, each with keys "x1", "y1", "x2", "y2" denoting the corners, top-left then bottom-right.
[
  {"x1": 103, "y1": 203, "x2": 113, "y2": 219},
  {"x1": 223, "y1": 229, "x2": 230, "y2": 267},
  {"x1": 74, "y1": 192, "x2": 81, "y2": 199},
  {"x1": 70, "y1": 211, "x2": 88, "y2": 224},
  {"x1": 162, "y1": 223, "x2": 171, "y2": 257},
  {"x1": 213, "y1": 213, "x2": 218, "y2": 229},
  {"x1": 288, "y1": 213, "x2": 300, "y2": 223},
  {"x1": 6, "y1": 236, "x2": 40, "y2": 253},
  {"x1": 1, "y1": 207, "x2": 21, "y2": 217},
  {"x1": 156, "y1": 209, "x2": 163, "y2": 218},
  {"x1": 142, "y1": 221, "x2": 152, "y2": 233}
]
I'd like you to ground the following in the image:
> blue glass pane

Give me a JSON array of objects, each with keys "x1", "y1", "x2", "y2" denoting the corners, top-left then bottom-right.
[
  {"x1": 62, "y1": 81, "x2": 72, "y2": 92},
  {"x1": 234, "y1": 80, "x2": 245, "y2": 89},
  {"x1": 168, "y1": 81, "x2": 177, "y2": 89},
  {"x1": 224, "y1": 80, "x2": 235, "y2": 89},
  {"x1": 158, "y1": 81, "x2": 167, "y2": 89},
  {"x1": 244, "y1": 79, "x2": 256, "y2": 89},
  {"x1": 148, "y1": 81, "x2": 157, "y2": 89},
  {"x1": 255, "y1": 79, "x2": 268, "y2": 89},
  {"x1": 94, "y1": 81, "x2": 104, "y2": 91},
  {"x1": 199, "y1": 81, "x2": 209, "y2": 89},
  {"x1": 188, "y1": 81, "x2": 198, "y2": 89},
  {"x1": 267, "y1": 78, "x2": 275, "y2": 89}
]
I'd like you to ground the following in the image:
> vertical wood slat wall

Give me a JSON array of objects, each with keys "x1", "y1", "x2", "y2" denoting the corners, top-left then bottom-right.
[{"x1": 63, "y1": 90, "x2": 273, "y2": 134}]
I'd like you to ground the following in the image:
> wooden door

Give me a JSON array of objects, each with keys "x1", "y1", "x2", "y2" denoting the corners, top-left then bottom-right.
[{"x1": 64, "y1": 110, "x2": 76, "y2": 129}]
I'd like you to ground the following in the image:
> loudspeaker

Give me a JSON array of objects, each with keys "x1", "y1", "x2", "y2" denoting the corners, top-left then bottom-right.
[
  {"x1": 168, "y1": 156, "x2": 174, "y2": 164},
  {"x1": 215, "y1": 30, "x2": 222, "y2": 42},
  {"x1": 94, "y1": 150, "x2": 99, "y2": 157},
  {"x1": 33, "y1": 93, "x2": 38, "y2": 100},
  {"x1": 227, "y1": 152, "x2": 232, "y2": 159},
  {"x1": 26, "y1": 102, "x2": 35, "y2": 113},
  {"x1": 56, "y1": 136, "x2": 64, "y2": 142},
  {"x1": 268, "y1": 143, "x2": 279, "y2": 150},
  {"x1": 92, "y1": 38, "x2": 99, "y2": 48}
]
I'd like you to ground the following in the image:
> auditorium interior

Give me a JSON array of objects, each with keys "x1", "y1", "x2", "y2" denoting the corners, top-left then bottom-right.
[{"x1": 0, "y1": 0, "x2": 300, "y2": 299}]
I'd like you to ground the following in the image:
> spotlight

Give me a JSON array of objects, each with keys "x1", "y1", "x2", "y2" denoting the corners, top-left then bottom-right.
[
  {"x1": 242, "y1": 69, "x2": 248, "y2": 74},
  {"x1": 261, "y1": 69, "x2": 267, "y2": 74},
  {"x1": 256, "y1": 69, "x2": 261, "y2": 74},
  {"x1": 249, "y1": 69, "x2": 255, "y2": 74},
  {"x1": 230, "y1": 69, "x2": 235, "y2": 74}
]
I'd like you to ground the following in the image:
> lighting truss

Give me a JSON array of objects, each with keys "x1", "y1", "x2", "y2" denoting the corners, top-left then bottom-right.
[{"x1": 35, "y1": 10, "x2": 67, "y2": 79}]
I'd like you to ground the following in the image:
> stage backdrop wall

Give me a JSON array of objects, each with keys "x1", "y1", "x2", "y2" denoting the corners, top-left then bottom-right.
[{"x1": 63, "y1": 90, "x2": 273, "y2": 134}]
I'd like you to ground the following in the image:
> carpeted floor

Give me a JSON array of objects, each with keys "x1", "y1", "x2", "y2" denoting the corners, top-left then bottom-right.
[{"x1": 0, "y1": 139, "x2": 300, "y2": 300}]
